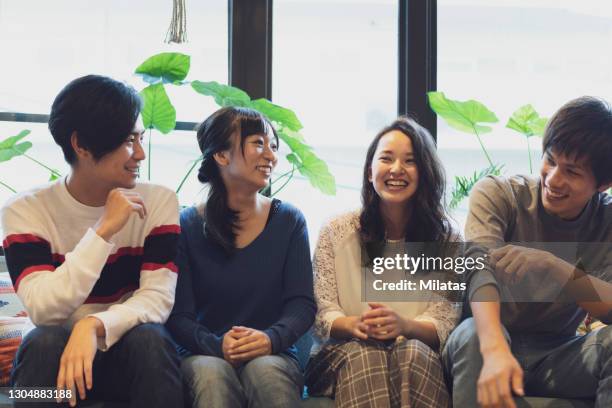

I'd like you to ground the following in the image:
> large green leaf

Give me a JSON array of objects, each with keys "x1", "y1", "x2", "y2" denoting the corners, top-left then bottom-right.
[
  {"x1": 250, "y1": 99, "x2": 302, "y2": 131},
  {"x1": 294, "y1": 151, "x2": 336, "y2": 195},
  {"x1": 0, "y1": 130, "x2": 30, "y2": 149},
  {"x1": 280, "y1": 129, "x2": 335, "y2": 195},
  {"x1": 135, "y1": 53, "x2": 191, "y2": 84},
  {"x1": 506, "y1": 104, "x2": 548, "y2": 138},
  {"x1": 286, "y1": 151, "x2": 336, "y2": 195},
  {"x1": 277, "y1": 129, "x2": 312, "y2": 155},
  {"x1": 428, "y1": 92, "x2": 498, "y2": 134},
  {"x1": 286, "y1": 153, "x2": 300, "y2": 167},
  {"x1": 0, "y1": 142, "x2": 32, "y2": 163},
  {"x1": 0, "y1": 130, "x2": 32, "y2": 163},
  {"x1": 191, "y1": 81, "x2": 251, "y2": 107},
  {"x1": 140, "y1": 84, "x2": 176, "y2": 134}
]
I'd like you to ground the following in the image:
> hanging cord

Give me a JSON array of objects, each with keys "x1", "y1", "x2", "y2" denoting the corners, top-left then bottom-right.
[{"x1": 165, "y1": 0, "x2": 187, "y2": 44}]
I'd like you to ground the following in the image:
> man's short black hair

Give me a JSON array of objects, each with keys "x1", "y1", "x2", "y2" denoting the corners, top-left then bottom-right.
[
  {"x1": 543, "y1": 96, "x2": 612, "y2": 187},
  {"x1": 48, "y1": 75, "x2": 142, "y2": 164}
]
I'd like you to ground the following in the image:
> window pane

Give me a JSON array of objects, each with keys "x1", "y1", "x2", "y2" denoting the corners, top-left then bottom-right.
[
  {"x1": 0, "y1": 0, "x2": 227, "y2": 119},
  {"x1": 0, "y1": 0, "x2": 228, "y2": 221},
  {"x1": 437, "y1": 0, "x2": 612, "y2": 221},
  {"x1": 273, "y1": 0, "x2": 398, "y2": 238}
]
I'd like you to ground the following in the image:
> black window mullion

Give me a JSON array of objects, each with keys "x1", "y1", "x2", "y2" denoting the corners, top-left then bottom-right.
[
  {"x1": 0, "y1": 112, "x2": 198, "y2": 132},
  {"x1": 398, "y1": 0, "x2": 437, "y2": 141},
  {"x1": 229, "y1": 0, "x2": 273, "y2": 100}
]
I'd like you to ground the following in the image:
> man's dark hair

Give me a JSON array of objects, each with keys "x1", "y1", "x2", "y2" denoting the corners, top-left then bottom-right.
[
  {"x1": 48, "y1": 75, "x2": 142, "y2": 164},
  {"x1": 543, "y1": 96, "x2": 612, "y2": 186}
]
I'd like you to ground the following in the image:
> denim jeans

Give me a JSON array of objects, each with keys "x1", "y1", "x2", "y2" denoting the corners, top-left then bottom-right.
[
  {"x1": 181, "y1": 354, "x2": 303, "y2": 408},
  {"x1": 442, "y1": 318, "x2": 612, "y2": 408},
  {"x1": 11, "y1": 323, "x2": 184, "y2": 408}
]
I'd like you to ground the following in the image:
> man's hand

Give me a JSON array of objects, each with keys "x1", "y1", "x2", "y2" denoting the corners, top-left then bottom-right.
[
  {"x1": 222, "y1": 328, "x2": 252, "y2": 367},
  {"x1": 477, "y1": 346, "x2": 524, "y2": 408},
  {"x1": 361, "y1": 302, "x2": 408, "y2": 340},
  {"x1": 56, "y1": 317, "x2": 102, "y2": 407},
  {"x1": 490, "y1": 245, "x2": 565, "y2": 285},
  {"x1": 94, "y1": 189, "x2": 147, "y2": 241},
  {"x1": 227, "y1": 327, "x2": 272, "y2": 363}
]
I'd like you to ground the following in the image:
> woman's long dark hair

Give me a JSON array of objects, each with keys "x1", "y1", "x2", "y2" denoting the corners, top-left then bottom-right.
[
  {"x1": 196, "y1": 106, "x2": 278, "y2": 254},
  {"x1": 359, "y1": 116, "x2": 452, "y2": 244}
]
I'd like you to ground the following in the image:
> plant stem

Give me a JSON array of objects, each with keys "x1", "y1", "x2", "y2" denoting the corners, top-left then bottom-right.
[
  {"x1": 271, "y1": 165, "x2": 295, "y2": 197},
  {"x1": 22, "y1": 153, "x2": 62, "y2": 177},
  {"x1": 260, "y1": 182, "x2": 272, "y2": 197},
  {"x1": 471, "y1": 125, "x2": 494, "y2": 167},
  {"x1": 270, "y1": 168, "x2": 296, "y2": 185},
  {"x1": 148, "y1": 129, "x2": 152, "y2": 181},
  {"x1": 527, "y1": 138, "x2": 533, "y2": 174},
  {"x1": 176, "y1": 156, "x2": 202, "y2": 194},
  {"x1": 0, "y1": 179, "x2": 16, "y2": 193}
]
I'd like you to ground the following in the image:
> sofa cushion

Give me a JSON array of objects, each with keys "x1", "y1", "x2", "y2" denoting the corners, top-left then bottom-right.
[
  {"x1": 0, "y1": 317, "x2": 21, "y2": 385},
  {"x1": 0, "y1": 316, "x2": 33, "y2": 386},
  {"x1": 0, "y1": 271, "x2": 27, "y2": 318},
  {"x1": 0, "y1": 268, "x2": 34, "y2": 386}
]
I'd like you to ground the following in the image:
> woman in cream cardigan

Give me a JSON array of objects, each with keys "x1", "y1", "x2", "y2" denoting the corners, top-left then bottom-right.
[{"x1": 306, "y1": 117, "x2": 461, "y2": 408}]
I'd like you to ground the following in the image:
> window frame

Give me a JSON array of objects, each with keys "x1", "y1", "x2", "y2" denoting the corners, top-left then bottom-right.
[{"x1": 398, "y1": 0, "x2": 437, "y2": 141}]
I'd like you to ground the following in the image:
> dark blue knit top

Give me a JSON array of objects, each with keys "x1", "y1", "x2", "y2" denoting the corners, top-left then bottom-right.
[{"x1": 166, "y1": 199, "x2": 316, "y2": 360}]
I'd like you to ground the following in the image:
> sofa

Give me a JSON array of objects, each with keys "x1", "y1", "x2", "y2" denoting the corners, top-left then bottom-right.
[{"x1": 0, "y1": 255, "x2": 596, "y2": 407}]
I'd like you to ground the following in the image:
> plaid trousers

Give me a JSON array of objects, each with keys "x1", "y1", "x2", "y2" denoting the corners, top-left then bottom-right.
[{"x1": 305, "y1": 338, "x2": 450, "y2": 408}]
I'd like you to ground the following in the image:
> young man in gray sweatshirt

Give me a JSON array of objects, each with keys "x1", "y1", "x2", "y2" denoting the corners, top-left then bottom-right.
[{"x1": 444, "y1": 96, "x2": 612, "y2": 408}]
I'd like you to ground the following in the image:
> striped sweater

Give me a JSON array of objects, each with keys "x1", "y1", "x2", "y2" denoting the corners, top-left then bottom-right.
[{"x1": 0, "y1": 179, "x2": 180, "y2": 350}]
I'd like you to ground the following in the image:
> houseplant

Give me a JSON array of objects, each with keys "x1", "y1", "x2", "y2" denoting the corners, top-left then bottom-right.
[
  {"x1": 134, "y1": 52, "x2": 336, "y2": 197},
  {"x1": 0, "y1": 130, "x2": 62, "y2": 194},
  {"x1": 0, "y1": 52, "x2": 335, "y2": 200},
  {"x1": 427, "y1": 92, "x2": 548, "y2": 209}
]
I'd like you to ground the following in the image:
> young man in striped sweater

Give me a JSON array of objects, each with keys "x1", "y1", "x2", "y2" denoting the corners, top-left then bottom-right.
[{"x1": 1, "y1": 75, "x2": 183, "y2": 407}]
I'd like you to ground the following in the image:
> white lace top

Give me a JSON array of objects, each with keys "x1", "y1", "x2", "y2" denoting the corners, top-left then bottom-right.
[{"x1": 312, "y1": 211, "x2": 462, "y2": 350}]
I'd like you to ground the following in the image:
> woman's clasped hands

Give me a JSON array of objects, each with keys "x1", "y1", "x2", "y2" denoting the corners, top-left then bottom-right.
[
  {"x1": 337, "y1": 302, "x2": 413, "y2": 341},
  {"x1": 361, "y1": 302, "x2": 412, "y2": 340}
]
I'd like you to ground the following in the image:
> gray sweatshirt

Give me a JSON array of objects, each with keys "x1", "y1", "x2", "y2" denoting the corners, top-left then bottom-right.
[{"x1": 465, "y1": 175, "x2": 611, "y2": 335}]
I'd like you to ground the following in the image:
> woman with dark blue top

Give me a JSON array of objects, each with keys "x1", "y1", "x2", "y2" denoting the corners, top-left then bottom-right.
[{"x1": 166, "y1": 107, "x2": 316, "y2": 408}]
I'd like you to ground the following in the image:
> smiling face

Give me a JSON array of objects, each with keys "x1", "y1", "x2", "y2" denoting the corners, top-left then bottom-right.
[
  {"x1": 540, "y1": 148, "x2": 604, "y2": 220},
  {"x1": 85, "y1": 116, "x2": 146, "y2": 190},
  {"x1": 368, "y1": 130, "x2": 419, "y2": 207},
  {"x1": 221, "y1": 127, "x2": 279, "y2": 191}
]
